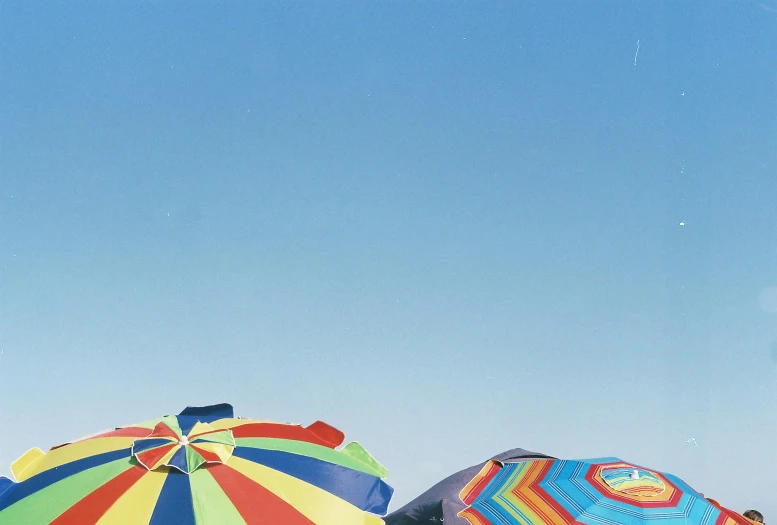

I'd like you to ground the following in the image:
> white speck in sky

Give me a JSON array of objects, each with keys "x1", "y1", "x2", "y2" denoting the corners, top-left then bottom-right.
[
  {"x1": 686, "y1": 437, "x2": 699, "y2": 447},
  {"x1": 759, "y1": 3, "x2": 777, "y2": 14},
  {"x1": 679, "y1": 221, "x2": 685, "y2": 226},
  {"x1": 758, "y1": 287, "x2": 777, "y2": 314},
  {"x1": 633, "y1": 39, "x2": 640, "y2": 66}
]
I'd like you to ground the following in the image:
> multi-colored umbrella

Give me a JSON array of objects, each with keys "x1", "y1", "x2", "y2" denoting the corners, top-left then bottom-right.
[
  {"x1": 386, "y1": 448, "x2": 554, "y2": 525},
  {"x1": 0, "y1": 403, "x2": 393, "y2": 525},
  {"x1": 458, "y1": 457, "x2": 749, "y2": 525}
]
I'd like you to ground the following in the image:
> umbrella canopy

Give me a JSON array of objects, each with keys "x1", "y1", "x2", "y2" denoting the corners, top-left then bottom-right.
[
  {"x1": 386, "y1": 448, "x2": 553, "y2": 525},
  {"x1": 0, "y1": 403, "x2": 393, "y2": 525},
  {"x1": 458, "y1": 457, "x2": 749, "y2": 525}
]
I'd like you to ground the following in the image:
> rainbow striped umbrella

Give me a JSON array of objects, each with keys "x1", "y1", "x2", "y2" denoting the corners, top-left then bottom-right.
[
  {"x1": 458, "y1": 458, "x2": 749, "y2": 525},
  {"x1": 0, "y1": 404, "x2": 393, "y2": 525}
]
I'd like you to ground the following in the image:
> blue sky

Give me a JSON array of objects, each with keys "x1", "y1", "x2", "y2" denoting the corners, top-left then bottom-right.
[{"x1": 1, "y1": 0, "x2": 775, "y2": 517}]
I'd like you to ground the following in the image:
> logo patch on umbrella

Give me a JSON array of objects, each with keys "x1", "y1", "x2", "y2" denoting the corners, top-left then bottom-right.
[
  {"x1": 600, "y1": 467, "x2": 665, "y2": 497},
  {"x1": 132, "y1": 421, "x2": 236, "y2": 474}
]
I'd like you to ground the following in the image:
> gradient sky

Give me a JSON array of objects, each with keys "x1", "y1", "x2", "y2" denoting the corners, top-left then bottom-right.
[{"x1": 1, "y1": 0, "x2": 775, "y2": 518}]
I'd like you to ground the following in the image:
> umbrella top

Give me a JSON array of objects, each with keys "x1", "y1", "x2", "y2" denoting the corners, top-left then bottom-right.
[
  {"x1": 386, "y1": 448, "x2": 553, "y2": 525},
  {"x1": 11, "y1": 403, "x2": 383, "y2": 481},
  {"x1": 0, "y1": 403, "x2": 394, "y2": 525},
  {"x1": 459, "y1": 457, "x2": 751, "y2": 525}
]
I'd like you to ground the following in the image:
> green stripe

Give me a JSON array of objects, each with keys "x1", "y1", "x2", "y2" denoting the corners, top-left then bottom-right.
[
  {"x1": 0, "y1": 458, "x2": 133, "y2": 524},
  {"x1": 196, "y1": 431, "x2": 235, "y2": 446},
  {"x1": 341, "y1": 442, "x2": 389, "y2": 478},
  {"x1": 234, "y1": 438, "x2": 388, "y2": 477},
  {"x1": 187, "y1": 446, "x2": 205, "y2": 471},
  {"x1": 190, "y1": 469, "x2": 246, "y2": 524}
]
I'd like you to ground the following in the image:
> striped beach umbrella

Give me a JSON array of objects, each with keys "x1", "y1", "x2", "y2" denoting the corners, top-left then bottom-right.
[
  {"x1": 458, "y1": 458, "x2": 749, "y2": 525},
  {"x1": 0, "y1": 404, "x2": 393, "y2": 525}
]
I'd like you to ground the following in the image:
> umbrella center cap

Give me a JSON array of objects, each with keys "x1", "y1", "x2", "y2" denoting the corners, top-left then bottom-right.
[
  {"x1": 601, "y1": 467, "x2": 666, "y2": 497},
  {"x1": 132, "y1": 421, "x2": 236, "y2": 474}
]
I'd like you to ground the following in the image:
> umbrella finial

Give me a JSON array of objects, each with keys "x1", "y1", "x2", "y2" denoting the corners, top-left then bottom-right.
[{"x1": 630, "y1": 469, "x2": 640, "y2": 480}]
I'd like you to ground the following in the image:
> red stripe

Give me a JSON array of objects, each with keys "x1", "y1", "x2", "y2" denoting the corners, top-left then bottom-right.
[
  {"x1": 92, "y1": 427, "x2": 154, "y2": 439},
  {"x1": 191, "y1": 429, "x2": 228, "y2": 439},
  {"x1": 191, "y1": 446, "x2": 223, "y2": 463},
  {"x1": 136, "y1": 444, "x2": 177, "y2": 469},
  {"x1": 461, "y1": 461, "x2": 501, "y2": 505},
  {"x1": 459, "y1": 507, "x2": 491, "y2": 525},
  {"x1": 715, "y1": 507, "x2": 752, "y2": 525},
  {"x1": 304, "y1": 421, "x2": 344, "y2": 448},
  {"x1": 48, "y1": 466, "x2": 149, "y2": 524},
  {"x1": 512, "y1": 461, "x2": 570, "y2": 524},
  {"x1": 529, "y1": 461, "x2": 581, "y2": 523},
  {"x1": 207, "y1": 464, "x2": 317, "y2": 525},
  {"x1": 230, "y1": 423, "x2": 337, "y2": 447},
  {"x1": 149, "y1": 422, "x2": 180, "y2": 440}
]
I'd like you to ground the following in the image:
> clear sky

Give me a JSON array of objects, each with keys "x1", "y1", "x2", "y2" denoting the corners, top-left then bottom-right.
[{"x1": 1, "y1": 0, "x2": 775, "y2": 518}]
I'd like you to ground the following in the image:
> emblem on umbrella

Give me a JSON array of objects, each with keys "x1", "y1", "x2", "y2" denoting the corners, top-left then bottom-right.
[{"x1": 600, "y1": 466, "x2": 666, "y2": 497}]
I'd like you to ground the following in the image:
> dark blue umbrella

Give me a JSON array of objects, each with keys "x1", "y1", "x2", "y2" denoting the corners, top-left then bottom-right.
[{"x1": 385, "y1": 448, "x2": 553, "y2": 525}]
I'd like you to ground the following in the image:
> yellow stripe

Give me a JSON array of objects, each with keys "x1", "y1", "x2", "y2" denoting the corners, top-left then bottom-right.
[
  {"x1": 195, "y1": 442, "x2": 232, "y2": 462},
  {"x1": 208, "y1": 418, "x2": 276, "y2": 430},
  {"x1": 21, "y1": 438, "x2": 136, "y2": 477},
  {"x1": 497, "y1": 462, "x2": 566, "y2": 525},
  {"x1": 158, "y1": 447, "x2": 179, "y2": 467},
  {"x1": 226, "y1": 456, "x2": 384, "y2": 525},
  {"x1": 11, "y1": 448, "x2": 45, "y2": 482},
  {"x1": 459, "y1": 461, "x2": 497, "y2": 503},
  {"x1": 95, "y1": 470, "x2": 168, "y2": 525},
  {"x1": 190, "y1": 421, "x2": 215, "y2": 436},
  {"x1": 458, "y1": 508, "x2": 490, "y2": 525}
]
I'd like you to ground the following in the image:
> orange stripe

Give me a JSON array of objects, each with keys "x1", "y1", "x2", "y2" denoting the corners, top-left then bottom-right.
[
  {"x1": 513, "y1": 461, "x2": 567, "y2": 525},
  {"x1": 461, "y1": 461, "x2": 501, "y2": 505},
  {"x1": 458, "y1": 507, "x2": 491, "y2": 525}
]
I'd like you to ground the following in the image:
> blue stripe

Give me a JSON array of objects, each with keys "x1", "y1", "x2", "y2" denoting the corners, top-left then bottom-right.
[
  {"x1": 176, "y1": 416, "x2": 201, "y2": 436},
  {"x1": 176, "y1": 404, "x2": 233, "y2": 435},
  {"x1": 0, "y1": 449, "x2": 131, "y2": 511},
  {"x1": 0, "y1": 477, "x2": 13, "y2": 498},
  {"x1": 149, "y1": 470, "x2": 195, "y2": 525},
  {"x1": 168, "y1": 447, "x2": 189, "y2": 472},
  {"x1": 232, "y1": 448, "x2": 393, "y2": 515},
  {"x1": 178, "y1": 404, "x2": 233, "y2": 421},
  {"x1": 133, "y1": 438, "x2": 175, "y2": 454}
]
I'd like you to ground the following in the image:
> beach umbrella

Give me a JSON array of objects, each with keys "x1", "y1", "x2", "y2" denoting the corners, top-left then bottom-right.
[
  {"x1": 458, "y1": 457, "x2": 750, "y2": 525},
  {"x1": 0, "y1": 403, "x2": 393, "y2": 525},
  {"x1": 386, "y1": 448, "x2": 554, "y2": 525}
]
